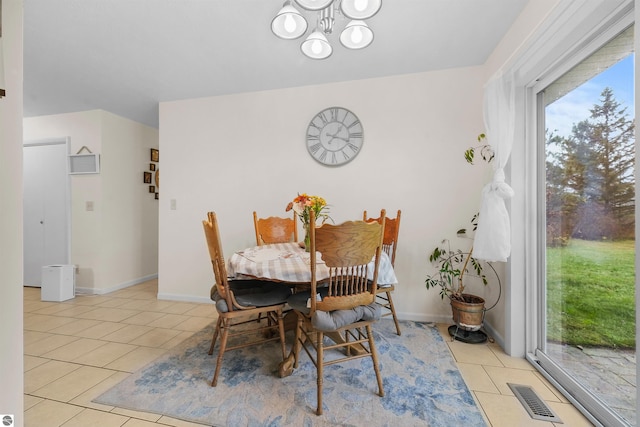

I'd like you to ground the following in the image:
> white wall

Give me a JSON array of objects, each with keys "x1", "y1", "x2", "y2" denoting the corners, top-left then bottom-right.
[
  {"x1": 24, "y1": 110, "x2": 159, "y2": 294},
  {"x1": 158, "y1": 67, "x2": 492, "y2": 325},
  {"x1": 0, "y1": 0, "x2": 24, "y2": 422},
  {"x1": 100, "y1": 112, "x2": 160, "y2": 289}
]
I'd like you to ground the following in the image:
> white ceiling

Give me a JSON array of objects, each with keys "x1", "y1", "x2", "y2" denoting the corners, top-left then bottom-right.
[{"x1": 23, "y1": 0, "x2": 530, "y2": 128}]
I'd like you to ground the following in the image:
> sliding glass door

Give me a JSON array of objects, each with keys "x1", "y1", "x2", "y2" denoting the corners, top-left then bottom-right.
[{"x1": 535, "y1": 24, "x2": 635, "y2": 426}]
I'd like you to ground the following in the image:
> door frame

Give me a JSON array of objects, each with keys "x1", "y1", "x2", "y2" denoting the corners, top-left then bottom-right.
[
  {"x1": 520, "y1": 7, "x2": 634, "y2": 427},
  {"x1": 23, "y1": 137, "x2": 72, "y2": 283}
]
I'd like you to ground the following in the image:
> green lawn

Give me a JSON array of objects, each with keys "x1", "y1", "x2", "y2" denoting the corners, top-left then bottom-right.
[{"x1": 546, "y1": 239, "x2": 635, "y2": 349}]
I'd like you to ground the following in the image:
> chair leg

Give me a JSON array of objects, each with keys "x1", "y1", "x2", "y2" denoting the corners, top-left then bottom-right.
[
  {"x1": 366, "y1": 324, "x2": 384, "y2": 397},
  {"x1": 316, "y1": 331, "x2": 324, "y2": 416},
  {"x1": 384, "y1": 290, "x2": 401, "y2": 336},
  {"x1": 293, "y1": 315, "x2": 306, "y2": 368},
  {"x1": 211, "y1": 318, "x2": 230, "y2": 387},
  {"x1": 276, "y1": 309, "x2": 286, "y2": 360},
  {"x1": 208, "y1": 317, "x2": 223, "y2": 355}
]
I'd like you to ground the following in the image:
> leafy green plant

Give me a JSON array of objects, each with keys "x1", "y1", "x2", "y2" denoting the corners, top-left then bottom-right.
[
  {"x1": 425, "y1": 215, "x2": 488, "y2": 301},
  {"x1": 426, "y1": 134, "x2": 497, "y2": 302},
  {"x1": 464, "y1": 133, "x2": 494, "y2": 165}
]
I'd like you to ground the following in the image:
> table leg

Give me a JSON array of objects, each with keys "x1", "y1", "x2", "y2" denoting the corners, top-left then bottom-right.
[
  {"x1": 278, "y1": 351, "x2": 296, "y2": 378},
  {"x1": 278, "y1": 312, "x2": 302, "y2": 378},
  {"x1": 283, "y1": 309, "x2": 297, "y2": 331}
]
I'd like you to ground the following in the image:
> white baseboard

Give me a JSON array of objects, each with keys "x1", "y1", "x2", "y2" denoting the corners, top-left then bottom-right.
[
  {"x1": 157, "y1": 292, "x2": 213, "y2": 304},
  {"x1": 482, "y1": 321, "x2": 504, "y2": 349},
  {"x1": 75, "y1": 274, "x2": 158, "y2": 295},
  {"x1": 394, "y1": 310, "x2": 452, "y2": 324}
]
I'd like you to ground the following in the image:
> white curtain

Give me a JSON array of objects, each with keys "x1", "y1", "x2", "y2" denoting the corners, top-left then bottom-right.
[{"x1": 472, "y1": 71, "x2": 516, "y2": 262}]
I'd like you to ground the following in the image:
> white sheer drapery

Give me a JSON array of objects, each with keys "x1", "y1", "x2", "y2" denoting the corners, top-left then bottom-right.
[{"x1": 472, "y1": 71, "x2": 516, "y2": 262}]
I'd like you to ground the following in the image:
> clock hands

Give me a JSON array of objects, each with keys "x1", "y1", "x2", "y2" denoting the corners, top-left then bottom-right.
[{"x1": 325, "y1": 129, "x2": 349, "y2": 143}]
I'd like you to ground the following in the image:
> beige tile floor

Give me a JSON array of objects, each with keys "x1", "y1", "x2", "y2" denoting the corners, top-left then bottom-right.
[{"x1": 23, "y1": 279, "x2": 594, "y2": 426}]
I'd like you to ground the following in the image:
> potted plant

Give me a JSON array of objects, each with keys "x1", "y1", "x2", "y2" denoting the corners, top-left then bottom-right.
[
  {"x1": 425, "y1": 214, "x2": 497, "y2": 333},
  {"x1": 425, "y1": 134, "x2": 499, "y2": 341}
]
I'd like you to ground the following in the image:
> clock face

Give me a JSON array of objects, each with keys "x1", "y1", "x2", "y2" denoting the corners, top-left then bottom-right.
[{"x1": 306, "y1": 107, "x2": 364, "y2": 166}]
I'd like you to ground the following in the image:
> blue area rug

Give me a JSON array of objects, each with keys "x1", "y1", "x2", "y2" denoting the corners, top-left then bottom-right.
[{"x1": 94, "y1": 320, "x2": 486, "y2": 426}]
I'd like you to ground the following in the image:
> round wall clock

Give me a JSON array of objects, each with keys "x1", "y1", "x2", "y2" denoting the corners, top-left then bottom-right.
[{"x1": 305, "y1": 107, "x2": 364, "y2": 166}]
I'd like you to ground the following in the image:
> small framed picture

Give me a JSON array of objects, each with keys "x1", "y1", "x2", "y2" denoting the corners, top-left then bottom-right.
[
  {"x1": 155, "y1": 193, "x2": 159, "y2": 200},
  {"x1": 149, "y1": 163, "x2": 156, "y2": 171},
  {"x1": 150, "y1": 148, "x2": 159, "y2": 162},
  {"x1": 143, "y1": 172, "x2": 152, "y2": 183},
  {"x1": 149, "y1": 185, "x2": 156, "y2": 193}
]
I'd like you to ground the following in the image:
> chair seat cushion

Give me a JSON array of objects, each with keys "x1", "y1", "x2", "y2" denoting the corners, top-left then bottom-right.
[
  {"x1": 211, "y1": 279, "x2": 268, "y2": 301},
  {"x1": 312, "y1": 303, "x2": 381, "y2": 331},
  {"x1": 211, "y1": 279, "x2": 291, "y2": 312},
  {"x1": 286, "y1": 287, "x2": 330, "y2": 315},
  {"x1": 287, "y1": 289, "x2": 381, "y2": 332}
]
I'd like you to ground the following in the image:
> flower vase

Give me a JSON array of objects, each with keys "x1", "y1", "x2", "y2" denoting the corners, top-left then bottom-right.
[{"x1": 303, "y1": 225, "x2": 310, "y2": 252}]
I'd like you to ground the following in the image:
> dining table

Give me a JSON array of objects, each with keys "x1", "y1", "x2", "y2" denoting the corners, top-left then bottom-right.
[
  {"x1": 227, "y1": 241, "x2": 398, "y2": 377},
  {"x1": 227, "y1": 241, "x2": 398, "y2": 286}
]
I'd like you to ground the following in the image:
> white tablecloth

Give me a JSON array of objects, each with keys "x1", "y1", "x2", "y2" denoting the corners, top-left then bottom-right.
[{"x1": 228, "y1": 242, "x2": 397, "y2": 285}]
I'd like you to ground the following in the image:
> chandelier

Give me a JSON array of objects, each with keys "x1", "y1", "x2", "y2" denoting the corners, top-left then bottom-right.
[{"x1": 271, "y1": 0, "x2": 382, "y2": 60}]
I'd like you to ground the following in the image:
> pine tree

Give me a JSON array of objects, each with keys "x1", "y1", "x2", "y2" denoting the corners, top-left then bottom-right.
[
  {"x1": 588, "y1": 87, "x2": 635, "y2": 238},
  {"x1": 546, "y1": 87, "x2": 635, "y2": 241}
]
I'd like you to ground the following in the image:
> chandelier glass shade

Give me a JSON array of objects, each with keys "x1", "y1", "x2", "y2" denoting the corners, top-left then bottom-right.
[
  {"x1": 339, "y1": 20, "x2": 373, "y2": 49},
  {"x1": 271, "y1": 0, "x2": 381, "y2": 59},
  {"x1": 294, "y1": 0, "x2": 334, "y2": 11},
  {"x1": 271, "y1": 1, "x2": 308, "y2": 40},
  {"x1": 340, "y1": 0, "x2": 381, "y2": 19},
  {"x1": 301, "y1": 30, "x2": 333, "y2": 59}
]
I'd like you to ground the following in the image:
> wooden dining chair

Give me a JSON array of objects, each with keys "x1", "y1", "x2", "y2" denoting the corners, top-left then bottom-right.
[
  {"x1": 286, "y1": 210, "x2": 386, "y2": 415},
  {"x1": 253, "y1": 211, "x2": 298, "y2": 246},
  {"x1": 364, "y1": 209, "x2": 402, "y2": 335},
  {"x1": 202, "y1": 212, "x2": 290, "y2": 386}
]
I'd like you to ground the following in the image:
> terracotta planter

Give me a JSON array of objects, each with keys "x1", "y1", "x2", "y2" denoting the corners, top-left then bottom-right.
[{"x1": 450, "y1": 294, "x2": 485, "y2": 331}]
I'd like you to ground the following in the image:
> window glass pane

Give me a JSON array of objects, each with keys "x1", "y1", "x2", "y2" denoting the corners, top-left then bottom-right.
[{"x1": 543, "y1": 25, "x2": 635, "y2": 425}]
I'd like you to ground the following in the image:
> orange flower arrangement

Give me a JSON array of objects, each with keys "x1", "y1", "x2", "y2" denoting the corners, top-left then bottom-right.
[
  {"x1": 285, "y1": 193, "x2": 332, "y2": 227},
  {"x1": 286, "y1": 193, "x2": 332, "y2": 250}
]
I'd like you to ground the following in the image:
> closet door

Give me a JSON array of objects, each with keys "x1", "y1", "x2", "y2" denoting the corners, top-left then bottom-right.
[{"x1": 23, "y1": 141, "x2": 70, "y2": 286}]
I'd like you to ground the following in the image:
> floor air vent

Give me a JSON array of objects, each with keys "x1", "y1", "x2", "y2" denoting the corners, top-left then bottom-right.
[{"x1": 508, "y1": 383, "x2": 563, "y2": 423}]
